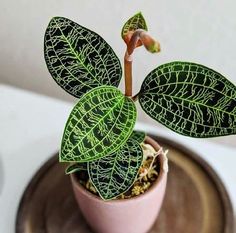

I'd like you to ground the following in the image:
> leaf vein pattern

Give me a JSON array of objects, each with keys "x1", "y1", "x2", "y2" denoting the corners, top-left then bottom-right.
[
  {"x1": 89, "y1": 139, "x2": 143, "y2": 200},
  {"x1": 60, "y1": 86, "x2": 136, "y2": 162},
  {"x1": 139, "y1": 61, "x2": 236, "y2": 137},
  {"x1": 44, "y1": 17, "x2": 122, "y2": 98}
]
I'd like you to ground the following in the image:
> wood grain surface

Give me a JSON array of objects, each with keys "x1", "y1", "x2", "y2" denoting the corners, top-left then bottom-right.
[{"x1": 15, "y1": 136, "x2": 234, "y2": 233}]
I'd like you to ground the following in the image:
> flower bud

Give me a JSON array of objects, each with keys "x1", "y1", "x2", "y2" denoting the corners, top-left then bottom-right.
[{"x1": 140, "y1": 33, "x2": 161, "y2": 53}]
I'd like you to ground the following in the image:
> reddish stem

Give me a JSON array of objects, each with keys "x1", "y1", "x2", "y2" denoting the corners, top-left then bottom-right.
[
  {"x1": 124, "y1": 51, "x2": 133, "y2": 96},
  {"x1": 124, "y1": 30, "x2": 160, "y2": 97}
]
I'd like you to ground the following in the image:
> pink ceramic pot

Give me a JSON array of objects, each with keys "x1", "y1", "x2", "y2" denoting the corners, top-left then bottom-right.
[{"x1": 70, "y1": 136, "x2": 168, "y2": 233}]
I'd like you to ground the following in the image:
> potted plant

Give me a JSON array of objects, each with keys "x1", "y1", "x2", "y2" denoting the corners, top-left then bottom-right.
[{"x1": 44, "y1": 12, "x2": 236, "y2": 233}]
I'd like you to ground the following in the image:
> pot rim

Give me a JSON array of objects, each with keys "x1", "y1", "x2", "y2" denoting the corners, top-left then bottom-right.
[{"x1": 70, "y1": 135, "x2": 168, "y2": 204}]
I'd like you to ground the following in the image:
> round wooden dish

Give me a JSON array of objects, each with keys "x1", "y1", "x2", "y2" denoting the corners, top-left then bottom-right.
[{"x1": 15, "y1": 136, "x2": 234, "y2": 233}]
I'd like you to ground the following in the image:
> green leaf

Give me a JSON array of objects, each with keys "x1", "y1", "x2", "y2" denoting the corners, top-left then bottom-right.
[
  {"x1": 88, "y1": 139, "x2": 143, "y2": 200},
  {"x1": 44, "y1": 17, "x2": 122, "y2": 98},
  {"x1": 65, "y1": 163, "x2": 87, "y2": 175},
  {"x1": 130, "y1": 130, "x2": 146, "y2": 143},
  {"x1": 139, "y1": 61, "x2": 236, "y2": 138},
  {"x1": 60, "y1": 86, "x2": 137, "y2": 162},
  {"x1": 121, "y1": 12, "x2": 148, "y2": 43}
]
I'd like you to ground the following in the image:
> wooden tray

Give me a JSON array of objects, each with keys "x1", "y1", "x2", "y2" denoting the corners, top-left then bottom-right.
[{"x1": 15, "y1": 136, "x2": 234, "y2": 233}]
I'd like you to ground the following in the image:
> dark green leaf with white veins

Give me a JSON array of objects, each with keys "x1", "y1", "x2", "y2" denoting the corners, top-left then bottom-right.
[
  {"x1": 139, "y1": 61, "x2": 236, "y2": 138},
  {"x1": 65, "y1": 163, "x2": 87, "y2": 175},
  {"x1": 121, "y1": 12, "x2": 148, "y2": 43},
  {"x1": 44, "y1": 17, "x2": 122, "y2": 98},
  {"x1": 130, "y1": 130, "x2": 146, "y2": 143},
  {"x1": 60, "y1": 86, "x2": 137, "y2": 162},
  {"x1": 88, "y1": 139, "x2": 143, "y2": 200}
]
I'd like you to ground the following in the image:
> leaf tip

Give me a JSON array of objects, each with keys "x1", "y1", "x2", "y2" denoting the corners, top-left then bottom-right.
[
  {"x1": 136, "y1": 11, "x2": 143, "y2": 17},
  {"x1": 65, "y1": 169, "x2": 71, "y2": 175}
]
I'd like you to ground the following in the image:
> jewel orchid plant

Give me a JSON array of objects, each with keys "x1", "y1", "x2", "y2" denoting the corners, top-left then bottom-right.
[{"x1": 44, "y1": 12, "x2": 236, "y2": 200}]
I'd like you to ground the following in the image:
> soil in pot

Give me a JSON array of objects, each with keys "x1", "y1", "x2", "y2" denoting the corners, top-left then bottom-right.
[{"x1": 74, "y1": 142, "x2": 163, "y2": 200}]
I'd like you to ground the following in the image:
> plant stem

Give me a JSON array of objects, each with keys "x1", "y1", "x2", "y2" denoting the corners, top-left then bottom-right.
[
  {"x1": 124, "y1": 29, "x2": 160, "y2": 97},
  {"x1": 124, "y1": 30, "x2": 144, "y2": 97},
  {"x1": 124, "y1": 51, "x2": 133, "y2": 96}
]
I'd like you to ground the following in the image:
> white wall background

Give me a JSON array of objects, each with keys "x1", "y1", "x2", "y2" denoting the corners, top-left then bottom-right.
[{"x1": 1, "y1": 0, "x2": 236, "y2": 144}]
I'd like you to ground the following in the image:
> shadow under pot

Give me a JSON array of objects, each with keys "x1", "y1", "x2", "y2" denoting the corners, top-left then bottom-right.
[{"x1": 70, "y1": 136, "x2": 168, "y2": 233}]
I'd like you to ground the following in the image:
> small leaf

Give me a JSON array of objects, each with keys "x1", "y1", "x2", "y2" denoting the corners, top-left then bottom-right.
[
  {"x1": 88, "y1": 139, "x2": 143, "y2": 200},
  {"x1": 130, "y1": 130, "x2": 146, "y2": 143},
  {"x1": 60, "y1": 86, "x2": 137, "y2": 162},
  {"x1": 65, "y1": 163, "x2": 87, "y2": 175},
  {"x1": 139, "y1": 61, "x2": 236, "y2": 138},
  {"x1": 121, "y1": 12, "x2": 148, "y2": 44},
  {"x1": 44, "y1": 17, "x2": 122, "y2": 98}
]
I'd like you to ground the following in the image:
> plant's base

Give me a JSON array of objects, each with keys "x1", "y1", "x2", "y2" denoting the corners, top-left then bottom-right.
[
  {"x1": 75, "y1": 142, "x2": 162, "y2": 200},
  {"x1": 75, "y1": 156, "x2": 160, "y2": 200},
  {"x1": 16, "y1": 137, "x2": 234, "y2": 233}
]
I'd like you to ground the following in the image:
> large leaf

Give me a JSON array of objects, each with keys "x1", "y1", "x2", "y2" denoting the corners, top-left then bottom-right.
[
  {"x1": 121, "y1": 12, "x2": 148, "y2": 45},
  {"x1": 88, "y1": 139, "x2": 143, "y2": 200},
  {"x1": 60, "y1": 86, "x2": 136, "y2": 162},
  {"x1": 44, "y1": 17, "x2": 122, "y2": 98},
  {"x1": 139, "y1": 61, "x2": 236, "y2": 138}
]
